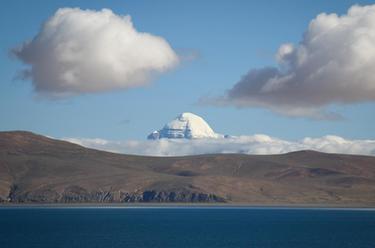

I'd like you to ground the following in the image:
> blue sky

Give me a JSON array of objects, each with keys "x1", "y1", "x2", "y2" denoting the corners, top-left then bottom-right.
[{"x1": 1, "y1": 0, "x2": 375, "y2": 141}]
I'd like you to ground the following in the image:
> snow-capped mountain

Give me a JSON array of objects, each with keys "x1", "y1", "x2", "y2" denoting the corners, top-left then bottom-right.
[{"x1": 147, "y1": 112, "x2": 223, "y2": 140}]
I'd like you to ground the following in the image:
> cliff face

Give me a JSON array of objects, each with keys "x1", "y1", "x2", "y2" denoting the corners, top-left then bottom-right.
[
  {"x1": 1, "y1": 131, "x2": 375, "y2": 205},
  {"x1": 8, "y1": 185, "x2": 225, "y2": 203}
]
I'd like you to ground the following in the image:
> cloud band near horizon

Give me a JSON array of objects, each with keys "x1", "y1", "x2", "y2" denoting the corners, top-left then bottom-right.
[{"x1": 63, "y1": 134, "x2": 375, "y2": 157}]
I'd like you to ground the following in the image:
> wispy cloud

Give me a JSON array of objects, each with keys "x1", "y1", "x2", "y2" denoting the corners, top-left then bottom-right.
[
  {"x1": 63, "y1": 135, "x2": 375, "y2": 157},
  {"x1": 208, "y1": 4, "x2": 375, "y2": 119},
  {"x1": 12, "y1": 8, "x2": 179, "y2": 97}
]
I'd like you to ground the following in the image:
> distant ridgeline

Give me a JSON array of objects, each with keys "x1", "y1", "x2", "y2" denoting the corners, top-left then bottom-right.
[{"x1": 1, "y1": 131, "x2": 375, "y2": 205}]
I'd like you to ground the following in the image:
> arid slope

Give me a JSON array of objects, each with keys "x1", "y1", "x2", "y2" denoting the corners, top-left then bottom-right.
[{"x1": 1, "y1": 131, "x2": 375, "y2": 205}]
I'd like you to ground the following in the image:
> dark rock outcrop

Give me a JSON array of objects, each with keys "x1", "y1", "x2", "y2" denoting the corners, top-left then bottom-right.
[
  {"x1": 7, "y1": 185, "x2": 226, "y2": 203},
  {"x1": 121, "y1": 190, "x2": 225, "y2": 203}
]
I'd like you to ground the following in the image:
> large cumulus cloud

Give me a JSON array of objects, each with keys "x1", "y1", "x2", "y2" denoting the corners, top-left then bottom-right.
[
  {"x1": 214, "y1": 4, "x2": 375, "y2": 119},
  {"x1": 12, "y1": 8, "x2": 179, "y2": 97},
  {"x1": 63, "y1": 135, "x2": 375, "y2": 157}
]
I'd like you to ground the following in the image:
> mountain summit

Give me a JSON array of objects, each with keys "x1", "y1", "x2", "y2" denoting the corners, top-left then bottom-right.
[{"x1": 148, "y1": 112, "x2": 222, "y2": 140}]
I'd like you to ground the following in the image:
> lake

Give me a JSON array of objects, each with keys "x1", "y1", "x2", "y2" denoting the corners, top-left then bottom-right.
[{"x1": 0, "y1": 207, "x2": 374, "y2": 248}]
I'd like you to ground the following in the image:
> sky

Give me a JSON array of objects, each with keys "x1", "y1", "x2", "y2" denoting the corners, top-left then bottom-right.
[{"x1": 1, "y1": 0, "x2": 375, "y2": 156}]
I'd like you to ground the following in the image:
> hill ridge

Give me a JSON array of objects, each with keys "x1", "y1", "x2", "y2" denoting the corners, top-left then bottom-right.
[{"x1": 1, "y1": 130, "x2": 375, "y2": 205}]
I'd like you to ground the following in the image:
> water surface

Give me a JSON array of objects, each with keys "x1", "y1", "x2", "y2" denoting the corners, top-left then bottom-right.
[{"x1": 0, "y1": 207, "x2": 374, "y2": 248}]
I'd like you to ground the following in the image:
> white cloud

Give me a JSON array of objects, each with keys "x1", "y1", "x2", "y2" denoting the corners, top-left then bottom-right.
[
  {"x1": 63, "y1": 135, "x2": 375, "y2": 157},
  {"x1": 13, "y1": 8, "x2": 179, "y2": 97},
  {"x1": 213, "y1": 4, "x2": 375, "y2": 119}
]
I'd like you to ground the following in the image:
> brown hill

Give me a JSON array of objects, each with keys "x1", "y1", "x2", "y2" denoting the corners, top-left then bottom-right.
[{"x1": 1, "y1": 131, "x2": 375, "y2": 205}]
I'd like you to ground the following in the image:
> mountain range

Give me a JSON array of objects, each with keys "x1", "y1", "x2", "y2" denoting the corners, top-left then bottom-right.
[{"x1": 1, "y1": 131, "x2": 375, "y2": 205}]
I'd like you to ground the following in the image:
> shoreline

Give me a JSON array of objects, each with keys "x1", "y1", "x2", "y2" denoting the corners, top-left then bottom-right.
[{"x1": 1, "y1": 203, "x2": 375, "y2": 210}]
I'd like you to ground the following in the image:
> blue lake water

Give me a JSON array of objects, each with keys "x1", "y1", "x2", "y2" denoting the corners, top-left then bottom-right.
[{"x1": 0, "y1": 207, "x2": 375, "y2": 248}]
